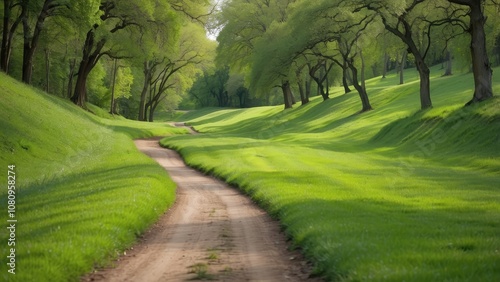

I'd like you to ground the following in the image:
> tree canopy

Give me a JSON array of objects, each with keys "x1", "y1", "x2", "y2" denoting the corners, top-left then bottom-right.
[{"x1": 1, "y1": 0, "x2": 498, "y2": 116}]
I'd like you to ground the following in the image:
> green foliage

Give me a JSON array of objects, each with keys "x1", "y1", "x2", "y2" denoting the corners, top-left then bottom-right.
[
  {"x1": 115, "y1": 66, "x2": 134, "y2": 100},
  {"x1": 0, "y1": 73, "x2": 186, "y2": 281},
  {"x1": 87, "y1": 61, "x2": 110, "y2": 108},
  {"x1": 162, "y1": 66, "x2": 500, "y2": 281}
]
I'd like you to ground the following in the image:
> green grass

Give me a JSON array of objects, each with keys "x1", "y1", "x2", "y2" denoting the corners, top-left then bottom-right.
[
  {"x1": 0, "y1": 73, "x2": 187, "y2": 281},
  {"x1": 161, "y1": 65, "x2": 500, "y2": 281}
]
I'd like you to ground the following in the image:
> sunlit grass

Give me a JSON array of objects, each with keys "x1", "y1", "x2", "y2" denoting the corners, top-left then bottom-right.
[
  {"x1": 0, "y1": 73, "x2": 185, "y2": 281},
  {"x1": 162, "y1": 66, "x2": 500, "y2": 281}
]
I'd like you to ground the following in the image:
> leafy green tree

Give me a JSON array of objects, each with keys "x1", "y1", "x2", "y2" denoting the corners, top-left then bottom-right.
[
  {"x1": 216, "y1": 0, "x2": 297, "y2": 109},
  {"x1": 110, "y1": 60, "x2": 134, "y2": 114},
  {"x1": 359, "y1": 0, "x2": 448, "y2": 109},
  {"x1": 445, "y1": 0, "x2": 496, "y2": 104},
  {"x1": 143, "y1": 22, "x2": 214, "y2": 121},
  {"x1": 250, "y1": 0, "x2": 378, "y2": 112},
  {"x1": 135, "y1": 0, "x2": 213, "y2": 120},
  {"x1": 19, "y1": 0, "x2": 77, "y2": 84},
  {"x1": 70, "y1": 0, "x2": 157, "y2": 107}
]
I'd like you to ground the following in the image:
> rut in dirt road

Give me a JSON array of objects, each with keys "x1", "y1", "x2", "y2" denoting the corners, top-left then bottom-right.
[{"x1": 84, "y1": 136, "x2": 320, "y2": 281}]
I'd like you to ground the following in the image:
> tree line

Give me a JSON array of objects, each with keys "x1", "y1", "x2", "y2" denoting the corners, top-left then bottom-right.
[
  {"x1": 2, "y1": 1, "x2": 499, "y2": 116},
  {"x1": 212, "y1": 0, "x2": 500, "y2": 111},
  {"x1": 1, "y1": 0, "x2": 216, "y2": 121}
]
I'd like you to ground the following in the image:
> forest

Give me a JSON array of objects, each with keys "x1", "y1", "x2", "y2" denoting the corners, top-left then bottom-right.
[{"x1": 1, "y1": 0, "x2": 499, "y2": 117}]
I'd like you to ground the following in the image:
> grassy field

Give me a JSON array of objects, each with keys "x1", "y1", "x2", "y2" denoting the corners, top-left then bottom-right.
[
  {"x1": 0, "y1": 73, "x2": 187, "y2": 281},
  {"x1": 162, "y1": 66, "x2": 500, "y2": 281}
]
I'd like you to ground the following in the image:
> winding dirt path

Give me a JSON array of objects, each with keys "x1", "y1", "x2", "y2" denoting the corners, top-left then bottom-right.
[{"x1": 84, "y1": 132, "x2": 319, "y2": 281}]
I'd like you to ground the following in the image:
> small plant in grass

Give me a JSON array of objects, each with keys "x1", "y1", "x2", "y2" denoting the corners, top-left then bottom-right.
[
  {"x1": 207, "y1": 251, "x2": 219, "y2": 260},
  {"x1": 188, "y1": 263, "x2": 215, "y2": 280}
]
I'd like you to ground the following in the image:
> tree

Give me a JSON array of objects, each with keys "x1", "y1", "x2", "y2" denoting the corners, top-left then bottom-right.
[
  {"x1": 143, "y1": 22, "x2": 214, "y2": 121},
  {"x1": 136, "y1": 2, "x2": 181, "y2": 121},
  {"x1": 446, "y1": 0, "x2": 495, "y2": 104},
  {"x1": 207, "y1": 67, "x2": 230, "y2": 107},
  {"x1": 360, "y1": 0, "x2": 443, "y2": 109},
  {"x1": 19, "y1": 0, "x2": 76, "y2": 84},
  {"x1": 109, "y1": 60, "x2": 133, "y2": 114},
  {"x1": 133, "y1": 0, "x2": 213, "y2": 120},
  {"x1": 259, "y1": 0, "x2": 377, "y2": 112},
  {"x1": 226, "y1": 73, "x2": 250, "y2": 108},
  {"x1": 308, "y1": 58, "x2": 334, "y2": 101},
  {"x1": 1, "y1": 0, "x2": 22, "y2": 73},
  {"x1": 216, "y1": 0, "x2": 298, "y2": 109},
  {"x1": 70, "y1": 0, "x2": 157, "y2": 107}
]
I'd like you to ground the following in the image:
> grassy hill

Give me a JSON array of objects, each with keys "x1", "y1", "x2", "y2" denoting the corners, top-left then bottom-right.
[
  {"x1": 0, "y1": 73, "x2": 187, "y2": 281},
  {"x1": 162, "y1": 66, "x2": 500, "y2": 281}
]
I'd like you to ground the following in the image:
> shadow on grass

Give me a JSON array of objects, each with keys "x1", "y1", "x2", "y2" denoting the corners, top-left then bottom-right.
[
  {"x1": 370, "y1": 101, "x2": 500, "y2": 157},
  {"x1": 271, "y1": 196, "x2": 500, "y2": 281},
  {"x1": 0, "y1": 162, "x2": 174, "y2": 281}
]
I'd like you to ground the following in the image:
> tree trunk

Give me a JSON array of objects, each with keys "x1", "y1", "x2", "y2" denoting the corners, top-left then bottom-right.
[
  {"x1": 72, "y1": 63, "x2": 91, "y2": 107},
  {"x1": 466, "y1": 1, "x2": 493, "y2": 104},
  {"x1": 444, "y1": 49, "x2": 452, "y2": 76},
  {"x1": 305, "y1": 77, "x2": 312, "y2": 99},
  {"x1": 360, "y1": 49, "x2": 366, "y2": 92},
  {"x1": 295, "y1": 67, "x2": 309, "y2": 105},
  {"x1": 416, "y1": 56, "x2": 432, "y2": 109},
  {"x1": 400, "y1": 50, "x2": 407, "y2": 85},
  {"x1": 310, "y1": 61, "x2": 332, "y2": 101},
  {"x1": 21, "y1": 5, "x2": 33, "y2": 84},
  {"x1": 1, "y1": 0, "x2": 22, "y2": 73},
  {"x1": 297, "y1": 80, "x2": 309, "y2": 105},
  {"x1": 148, "y1": 103, "x2": 156, "y2": 122},
  {"x1": 348, "y1": 60, "x2": 372, "y2": 112},
  {"x1": 342, "y1": 59, "x2": 351, "y2": 94},
  {"x1": 138, "y1": 61, "x2": 153, "y2": 121},
  {"x1": 71, "y1": 29, "x2": 106, "y2": 107},
  {"x1": 281, "y1": 80, "x2": 293, "y2": 109},
  {"x1": 290, "y1": 90, "x2": 296, "y2": 105},
  {"x1": 382, "y1": 51, "x2": 388, "y2": 79},
  {"x1": 21, "y1": 0, "x2": 55, "y2": 84},
  {"x1": 1, "y1": 0, "x2": 12, "y2": 72},
  {"x1": 110, "y1": 58, "x2": 118, "y2": 114}
]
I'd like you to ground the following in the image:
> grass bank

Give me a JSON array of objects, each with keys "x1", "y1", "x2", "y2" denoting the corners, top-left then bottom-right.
[
  {"x1": 0, "y1": 73, "x2": 186, "y2": 281},
  {"x1": 162, "y1": 66, "x2": 500, "y2": 281}
]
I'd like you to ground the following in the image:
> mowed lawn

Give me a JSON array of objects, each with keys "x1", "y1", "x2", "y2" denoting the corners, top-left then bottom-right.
[
  {"x1": 0, "y1": 73, "x2": 187, "y2": 281},
  {"x1": 162, "y1": 67, "x2": 500, "y2": 281}
]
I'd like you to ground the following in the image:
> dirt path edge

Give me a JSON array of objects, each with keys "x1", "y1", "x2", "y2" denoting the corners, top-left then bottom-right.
[{"x1": 82, "y1": 136, "x2": 321, "y2": 281}]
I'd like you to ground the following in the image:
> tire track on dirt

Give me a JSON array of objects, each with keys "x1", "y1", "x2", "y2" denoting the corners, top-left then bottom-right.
[{"x1": 83, "y1": 135, "x2": 320, "y2": 281}]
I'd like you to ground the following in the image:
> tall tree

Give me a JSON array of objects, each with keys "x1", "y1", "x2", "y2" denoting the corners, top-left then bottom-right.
[
  {"x1": 1, "y1": 0, "x2": 22, "y2": 73},
  {"x1": 216, "y1": 0, "x2": 297, "y2": 109},
  {"x1": 446, "y1": 0, "x2": 495, "y2": 104},
  {"x1": 306, "y1": 0, "x2": 379, "y2": 112},
  {"x1": 71, "y1": 0, "x2": 157, "y2": 107},
  {"x1": 360, "y1": 0, "x2": 444, "y2": 109},
  {"x1": 144, "y1": 22, "x2": 214, "y2": 121},
  {"x1": 20, "y1": 0, "x2": 70, "y2": 84},
  {"x1": 135, "y1": 0, "x2": 212, "y2": 119}
]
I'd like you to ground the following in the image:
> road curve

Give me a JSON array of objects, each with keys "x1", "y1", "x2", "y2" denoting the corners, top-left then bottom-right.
[{"x1": 83, "y1": 136, "x2": 319, "y2": 281}]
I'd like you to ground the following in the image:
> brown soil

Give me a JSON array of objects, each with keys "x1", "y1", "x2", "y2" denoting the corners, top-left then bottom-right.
[{"x1": 83, "y1": 133, "x2": 321, "y2": 281}]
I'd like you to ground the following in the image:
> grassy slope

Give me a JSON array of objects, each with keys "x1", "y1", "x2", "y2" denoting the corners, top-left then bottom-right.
[
  {"x1": 162, "y1": 66, "x2": 500, "y2": 281},
  {"x1": 0, "y1": 73, "x2": 187, "y2": 281}
]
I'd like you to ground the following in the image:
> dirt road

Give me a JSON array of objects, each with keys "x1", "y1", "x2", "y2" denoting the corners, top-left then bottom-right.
[{"x1": 84, "y1": 136, "x2": 319, "y2": 281}]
